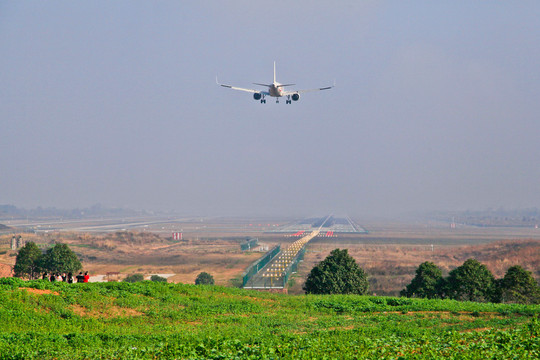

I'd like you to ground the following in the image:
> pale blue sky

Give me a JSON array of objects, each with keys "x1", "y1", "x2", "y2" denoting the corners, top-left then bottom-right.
[{"x1": 2, "y1": 1, "x2": 540, "y2": 217}]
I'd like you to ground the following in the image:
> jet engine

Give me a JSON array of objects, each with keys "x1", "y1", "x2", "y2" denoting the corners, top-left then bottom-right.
[
  {"x1": 253, "y1": 93, "x2": 262, "y2": 100},
  {"x1": 291, "y1": 93, "x2": 300, "y2": 101}
]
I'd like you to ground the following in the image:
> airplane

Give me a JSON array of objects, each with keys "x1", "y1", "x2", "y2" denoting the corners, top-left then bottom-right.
[{"x1": 216, "y1": 62, "x2": 334, "y2": 104}]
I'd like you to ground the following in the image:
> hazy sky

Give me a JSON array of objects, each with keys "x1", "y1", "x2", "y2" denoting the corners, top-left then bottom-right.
[{"x1": 2, "y1": 1, "x2": 540, "y2": 217}]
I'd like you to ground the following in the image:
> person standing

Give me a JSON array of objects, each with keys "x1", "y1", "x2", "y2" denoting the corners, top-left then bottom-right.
[
  {"x1": 83, "y1": 271, "x2": 89, "y2": 283},
  {"x1": 76, "y1": 272, "x2": 84, "y2": 283}
]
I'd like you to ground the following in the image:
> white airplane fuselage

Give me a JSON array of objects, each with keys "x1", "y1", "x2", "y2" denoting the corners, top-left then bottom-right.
[{"x1": 269, "y1": 83, "x2": 284, "y2": 97}]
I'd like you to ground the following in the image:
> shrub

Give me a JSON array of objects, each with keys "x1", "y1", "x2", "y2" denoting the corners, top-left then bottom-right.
[
  {"x1": 14, "y1": 242, "x2": 43, "y2": 279},
  {"x1": 496, "y1": 265, "x2": 540, "y2": 304},
  {"x1": 195, "y1": 272, "x2": 214, "y2": 285},
  {"x1": 39, "y1": 243, "x2": 82, "y2": 275},
  {"x1": 444, "y1": 259, "x2": 495, "y2": 302},
  {"x1": 303, "y1": 248, "x2": 369, "y2": 295},
  {"x1": 151, "y1": 275, "x2": 167, "y2": 283},
  {"x1": 401, "y1": 261, "x2": 443, "y2": 299},
  {"x1": 123, "y1": 274, "x2": 145, "y2": 283}
]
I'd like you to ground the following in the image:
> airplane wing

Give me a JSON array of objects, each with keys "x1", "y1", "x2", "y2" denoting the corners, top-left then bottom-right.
[
  {"x1": 282, "y1": 83, "x2": 334, "y2": 95},
  {"x1": 216, "y1": 77, "x2": 269, "y2": 95}
]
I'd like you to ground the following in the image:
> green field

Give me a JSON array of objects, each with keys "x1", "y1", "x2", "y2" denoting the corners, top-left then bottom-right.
[{"x1": 0, "y1": 278, "x2": 538, "y2": 359}]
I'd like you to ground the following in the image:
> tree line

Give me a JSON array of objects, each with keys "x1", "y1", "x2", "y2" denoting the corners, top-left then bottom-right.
[
  {"x1": 13, "y1": 242, "x2": 82, "y2": 279},
  {"x1": 400, "y1": 259, "x2": 540, "y2": 304},
  {"x1": 303, "y1": 248, "x2": 539, "y2": 304}
]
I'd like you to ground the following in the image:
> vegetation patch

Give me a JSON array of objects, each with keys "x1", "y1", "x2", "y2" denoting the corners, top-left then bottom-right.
[{"x1": 0, "y1": 278, "x2": 538, "y2": 359}]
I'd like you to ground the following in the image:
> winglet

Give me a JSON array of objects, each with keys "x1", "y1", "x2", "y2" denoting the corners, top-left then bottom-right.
[{"x1": 216, "y1": 76, "x2": 233, "y2": 88}]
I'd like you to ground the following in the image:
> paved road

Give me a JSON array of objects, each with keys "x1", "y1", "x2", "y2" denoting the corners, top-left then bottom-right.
[{"x1": 2, "y1": 216, "x2": 195, "y2": 233}]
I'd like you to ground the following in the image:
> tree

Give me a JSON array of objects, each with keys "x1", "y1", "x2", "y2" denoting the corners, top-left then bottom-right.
[
  {"x1": 401, "y1": 261, "x2": 444, "y2": 299},
  {"x1": 39, "y1": 243, "x2": 82, "y2": 275},
  {"x1": 303, "y1": 248, "x2": 369, "y2": 295},
  {"x1": 195, "y1": 272, "x2": 214, "y2": 285},
  {"x1": 13, "y1": 242, "x2": 42, "y2": 279},
  {"x1": 496, "y1": 265, "x2": 540, "y2": 304},
  {"x1": 150, "y1": 275, "x2": 167, "y2": 282},
  {"x1": 123, "y1": 274, "x2": 144, "y2": 283},
  {"x1": 445, "y1": 259, "x2": 495, "y2": 302}
]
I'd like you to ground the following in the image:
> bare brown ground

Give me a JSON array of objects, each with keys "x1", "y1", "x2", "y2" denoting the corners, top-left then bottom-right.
[
  {"x1": 0, "y1": 263, "x2": 13, "y2": 277},
  {"x1": 21, "y1": 288, "x2": 59, "y2": 296},
  {"x1": 70, "y1": 304, "x2": 143, "y2": 318},
  {"x1": 0, "y1": 231, "x2": 278, "y2": 286}
]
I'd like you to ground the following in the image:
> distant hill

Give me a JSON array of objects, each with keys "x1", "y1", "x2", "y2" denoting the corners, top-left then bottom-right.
[
  {"x1": 0, "y1": 223, "x2": 13, "y2": 235},
  {"x1": 432, "y1": 208, "x2": 540, "y2": 227}
]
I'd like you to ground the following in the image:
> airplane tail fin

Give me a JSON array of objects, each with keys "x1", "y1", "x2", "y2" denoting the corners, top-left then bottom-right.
[{"x1": 273, "y1": 61, "x2": 276, "y2": 84}]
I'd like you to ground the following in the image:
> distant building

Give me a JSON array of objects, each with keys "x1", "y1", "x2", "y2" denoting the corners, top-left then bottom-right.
[
  {"x1": 172, "y1": 232, "x2": 183, "y2": 241},
  {"x1": 10, "y1": 235, "x2": 24, "y2": 250}
]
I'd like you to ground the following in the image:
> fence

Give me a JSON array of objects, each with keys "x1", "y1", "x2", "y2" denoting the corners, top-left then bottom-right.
[
  {"x1": 242, "y1": 245, "x2": 280, "y2": 287},
  {"x1": 240, "y1": 237, "x2": 259, "y2": 251}
]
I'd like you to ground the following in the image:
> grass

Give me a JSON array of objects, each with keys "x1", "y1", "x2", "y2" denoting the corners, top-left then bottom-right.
[{"x1": 0, "y1": 277, "x2": 538, "y2": 359}]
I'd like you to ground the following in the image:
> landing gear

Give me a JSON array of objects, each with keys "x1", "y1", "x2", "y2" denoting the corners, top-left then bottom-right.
[
  {"x1": 276, "y1": 99, "x2": 279, "y2": 103},
  {"x1": 260, "y1": 94, "x2": 266, "y2": 103},
  {"x1": 286, "y1": 95, "x2": 291, "y2": 104}
]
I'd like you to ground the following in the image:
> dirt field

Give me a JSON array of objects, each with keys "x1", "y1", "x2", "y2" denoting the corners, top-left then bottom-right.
[
  {"x1": 0, "y1": 230, "x2": 280, "y2": 286},
  {"x1": 289, "y1": 238, "x2": 539, "y2": 295},
  {"x1": 1, "y1": 221, "x2": 539, "y2": 295}
]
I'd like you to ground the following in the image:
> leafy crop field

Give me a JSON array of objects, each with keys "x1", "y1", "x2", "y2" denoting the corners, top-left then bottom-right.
[{"x1": 0, "y1": 278, "x2": 538, "y2": 359}]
